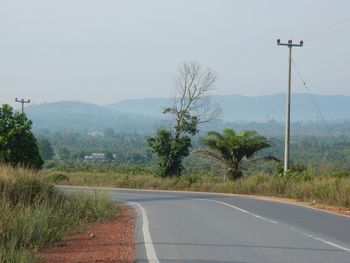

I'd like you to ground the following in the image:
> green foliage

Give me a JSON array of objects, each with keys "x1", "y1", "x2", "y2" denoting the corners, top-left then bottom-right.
[
  {"x1": 147, "y1": 129, "x2": 191, "y2": 177},
  {"x1": 147, "y1": 109, "x2": 199, "y2": 177},
  {"x1": 329, "y1": 170, "x2": 350, "y2": 178},
  {"x1": 275, "y1": 162, "x2": 308, "y2": 175},
  {"x1": 0, "y1": 165, "x2": 117, "y2": 262},
  {"x1": 2, "y1": 177, "x2": 55, "y2": 205},
  {"x1": 0, "y1": 104, "x2": 43, "y2": 169},
  {"x1": 103, "y1": 128, "x2": 115, "y2": 137},
  {"x1": 58, "y1": 147, "x2": 71, "y2": 160},
  {"x1": 37, "y1": 137, "x2": 54, "y2": 160},
  {"x1": 104, "y1": 152, "x2": 114, "y2": 161},
  {"x1": 38, "y1": 131, "x2": 153, "y2": 164},
  {"x1": 198, "y1": 128, "x2": 275, "y2": 180},
  {"x1": 47, "y1": 173, "x2": 70, "y2": 183},
  {"x1": 163, "y1": 108, "x2": 199, "y2": 135}
]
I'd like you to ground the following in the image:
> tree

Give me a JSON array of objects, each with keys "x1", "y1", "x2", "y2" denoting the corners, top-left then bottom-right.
[
  {"x1": 58, "y1": 147, "x2": 71, "y2": 160},
  {"x1": 194, "y1": 128, "x2": 276, "y2": 180},
  {"x1": 104, "y1": 152, "x2": 114, "y2": 161},
  {"x1": 0, "y1": 104, "x2": 43, "y2": 169},
  {"x1": 37, "y1": 138, "x2": 54, "y2": 160},
  {"x1": 103, "y1": 128, "x2": 115, "y2": 137},
  {"x1": 148, "y1": 62, "x2": 220, "y2": 177}
]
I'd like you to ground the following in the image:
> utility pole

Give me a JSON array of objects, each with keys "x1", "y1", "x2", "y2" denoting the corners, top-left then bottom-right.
[
  {"x1": 277, "y1": 39, "x2": 303, "y2": 173},
  {"x1": 15, "y1": 98, "x2": 30, "y2": 114}
]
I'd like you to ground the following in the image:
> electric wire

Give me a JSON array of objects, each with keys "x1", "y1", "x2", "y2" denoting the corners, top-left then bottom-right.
[
  {"x1": 305, "y1": 25, "x2": 350, "y2": 41},
  {"x1": 298, "y1": 16, "x2": 350, "y2": 39},
  {"x1": 291, "y1": 58, "x2": 336, "y2": 138}
]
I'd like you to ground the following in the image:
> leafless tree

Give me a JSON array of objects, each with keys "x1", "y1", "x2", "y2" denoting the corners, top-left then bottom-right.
[
  {"x1": 148, "y1": 62, "x2": 221, "y2": 177},
  {"x1": 165, "y1": 62, "x2": 221, "y2": 138}
]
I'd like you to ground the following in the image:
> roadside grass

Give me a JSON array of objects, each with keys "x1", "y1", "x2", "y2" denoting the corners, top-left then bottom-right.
[
  {"x1": 42, "y1": 169, "x2": 350, "y2": 209},
  {"x1": 0, "y1": 165, "x2": 117, "y2": 263}
]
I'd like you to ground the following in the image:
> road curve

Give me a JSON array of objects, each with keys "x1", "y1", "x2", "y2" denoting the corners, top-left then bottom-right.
[{"x1": 59, "y1": 186, "x2": 350, "y2": 263}]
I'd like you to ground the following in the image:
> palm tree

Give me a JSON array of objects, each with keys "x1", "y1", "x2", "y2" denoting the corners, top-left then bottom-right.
[{"x1": 194, "y1": 128, "x2": 277, "y2": 180}]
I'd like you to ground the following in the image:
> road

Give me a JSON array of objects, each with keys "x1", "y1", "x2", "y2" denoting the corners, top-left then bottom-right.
[{"x1": 60, "y1": 186, "x2": 350, "y2": 263}]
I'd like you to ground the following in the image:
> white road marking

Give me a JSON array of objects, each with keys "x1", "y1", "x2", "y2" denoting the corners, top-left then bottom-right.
[
  {"x1": 291, "y1": 229, "x2": 350, "y2": 253},
  {"x1": 313, "y1": 237, "x2": 350, "y2": 252},
  {"x1": 195, "y1": 198, "x2": 279, "y2": 224},
  {"x1": 129, "y1": 202, "x2": 160, "y2": 263},
  {"x1": 121, "y1": 192, "x2": 280, "y2": 224},
  {"x1": 126, "y1": 194, "x2": 350, "y2": 255},
  {"x1": 58, "y1": 186, "x2": 350, "y2": 253},
  {"x1": 195, "y1": 198, "x2": 350, "y2": 253}
]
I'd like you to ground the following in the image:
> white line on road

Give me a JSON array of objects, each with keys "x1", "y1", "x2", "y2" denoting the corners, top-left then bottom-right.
[
  {"x1": 120, "y1": 192, "x2": 279, "y2": 224},
  {"x1": 129, "y1": 202, "x2": 160, "y2": 263},
  {"x1": 313, "y1": 237, "x2": 350, "y2": 253},
  {"x1": 58, "y1": 186, "x2": 350, "y2": 254},
  {"x1": 196, "y1": 198, "x2": 350, "y2": 253},
  {"x1": 291, "y1": 228, "x2": 350, "y2": 253},
  {"x1": 195, "y1": 198, "x2": 279, "y2": 224}
]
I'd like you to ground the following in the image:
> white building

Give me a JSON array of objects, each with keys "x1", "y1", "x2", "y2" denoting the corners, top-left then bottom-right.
[{"x1": 84, "y1": 153, "x2": 105, "y2": 161}]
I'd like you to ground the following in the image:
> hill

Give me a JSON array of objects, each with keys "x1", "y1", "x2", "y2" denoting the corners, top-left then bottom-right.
[
  {"x1": 107, "y1": 93, "x2": 350, "y2": 122},
  {"x1": 24, "y1": 94, "x2": 350, "y2": 135},
  {"x1": 26, "y1": 101, "x2": 159, "y2": 133}
]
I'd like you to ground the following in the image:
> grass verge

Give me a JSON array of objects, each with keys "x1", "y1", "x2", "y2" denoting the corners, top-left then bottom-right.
[
  {"x1": 0, "y1": 165, "x2": 117, "y2": 263},
  {"x1": 43, "y1": 169, "x2": 350, "y2": 209}
]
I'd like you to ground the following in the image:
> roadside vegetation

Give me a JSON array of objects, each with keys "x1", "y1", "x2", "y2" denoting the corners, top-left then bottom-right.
[
  {"x1": 0, "y1": 164, "x2": 117, "y2": 263},
  {"x1": 44, "y1": 165, "x2": 350, "y2": 209}
]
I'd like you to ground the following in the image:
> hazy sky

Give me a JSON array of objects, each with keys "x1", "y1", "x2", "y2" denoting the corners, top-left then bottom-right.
[{"x1": 1, "y1": 0, "x2": 349, "y2": 105}]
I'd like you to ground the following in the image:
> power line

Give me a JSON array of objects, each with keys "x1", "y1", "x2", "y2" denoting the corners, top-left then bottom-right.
[
  {"x1": 305, "y1": 25, "x2": 350, "y2": 40},
  {"x1": 291, "y1": 59, "x2": 336, "y2": 138},
  {"x1": 298, "y1": 16, "x2": 350, "y2": 39}
]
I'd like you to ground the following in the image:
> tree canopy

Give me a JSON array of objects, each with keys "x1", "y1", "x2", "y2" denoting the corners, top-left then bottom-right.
[
  {"x1": 37, "y1": 138, "x2": 54, "y2": 160},
  {"x1": 195, "y1": 128, "x2": 276, "y2": 180},
  {"x1": 0, "y1": 104, "x2": 43, "y2": 169},
  {"x1": 148, "y1": 62, "x2": 219, "y2": 177}
]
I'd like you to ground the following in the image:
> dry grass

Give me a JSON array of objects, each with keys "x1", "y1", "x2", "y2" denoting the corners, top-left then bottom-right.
[
  {"x1": 0, "y1": 165, "x2": 118, "y2": 263},
  {"x1": 42, "y1": 169, "x2": 350, "y2": 208}
]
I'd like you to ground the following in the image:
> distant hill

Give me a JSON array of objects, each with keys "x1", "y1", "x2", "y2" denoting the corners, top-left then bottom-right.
[
  {"x1": 26, "y1": 101, "x2": 159, "y2": 133},
  {"x1": 24, "y1": 94, "x2": 350, "y2": 135},
  {"x1": 107, "y1": 94, "x2": 350, "y2": 122}
]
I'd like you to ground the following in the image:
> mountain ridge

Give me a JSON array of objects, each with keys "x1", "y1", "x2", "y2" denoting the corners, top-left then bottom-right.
[
  {"x1": 106, "y1": 93, "x2": 350, "y2": 122},
  {"x1": 23, "y1": 94, "x2": 350, "y2": 134}
]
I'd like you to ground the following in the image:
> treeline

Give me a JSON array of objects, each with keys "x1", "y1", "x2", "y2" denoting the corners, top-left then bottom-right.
[
  {"x1": 36, "y1": 129, "x2": 153, "y2": 164},
  {"x1": 35, "y1": 129, "x2": 350, "y2": 174}
]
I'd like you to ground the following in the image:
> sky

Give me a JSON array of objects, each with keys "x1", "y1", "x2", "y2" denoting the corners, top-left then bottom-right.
[{"x1": 0, "y1": 0, "x2": 349, "y2": 106}]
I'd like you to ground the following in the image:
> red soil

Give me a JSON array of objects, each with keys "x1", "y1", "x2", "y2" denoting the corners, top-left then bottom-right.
[{"x1": 40, "y1": 204, "x2": 135, "y2": 263}]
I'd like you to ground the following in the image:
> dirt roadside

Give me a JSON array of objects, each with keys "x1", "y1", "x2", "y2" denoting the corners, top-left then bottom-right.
[{"x1": 40, "y1": 204, "x2": 135, "y2": 263}]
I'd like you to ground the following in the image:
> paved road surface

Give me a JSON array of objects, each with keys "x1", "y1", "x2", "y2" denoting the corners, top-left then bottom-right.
[{"x1": 60, "y1": 186, "x2": 350, "y2": 263}]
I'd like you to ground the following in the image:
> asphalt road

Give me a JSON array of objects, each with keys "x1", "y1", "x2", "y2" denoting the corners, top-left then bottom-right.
[{"x1": 60, "y1": 187, "x2": 350, "y2": 263}]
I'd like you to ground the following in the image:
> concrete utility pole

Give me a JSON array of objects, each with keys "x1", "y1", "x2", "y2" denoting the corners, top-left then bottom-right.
[
  {"x1": 277, "y1": 39, "x2": 303, "y2": 173},
  {"x1": 15, "y1": 98, "x2": 30, "y2": 114}
]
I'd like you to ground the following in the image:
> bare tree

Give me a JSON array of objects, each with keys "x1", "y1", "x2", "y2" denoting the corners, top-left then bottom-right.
[
  {"x1": 166, "y1": 62, "x2": 221, "y2": 138},
  {"x1": 148, "y1": 62, "x2": 220, "y2": 177}
]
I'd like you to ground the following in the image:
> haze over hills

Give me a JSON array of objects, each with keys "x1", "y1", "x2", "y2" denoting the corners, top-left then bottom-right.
[
  {"x1": 25, "y1": 94, "x2": 350, "y2": 135},
  {"x1": 26, "y1": 101, "x2": 160, "y2": 133},
  {"x1": 108, "y1": 93, "x2": 350, "y2": 122}
]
